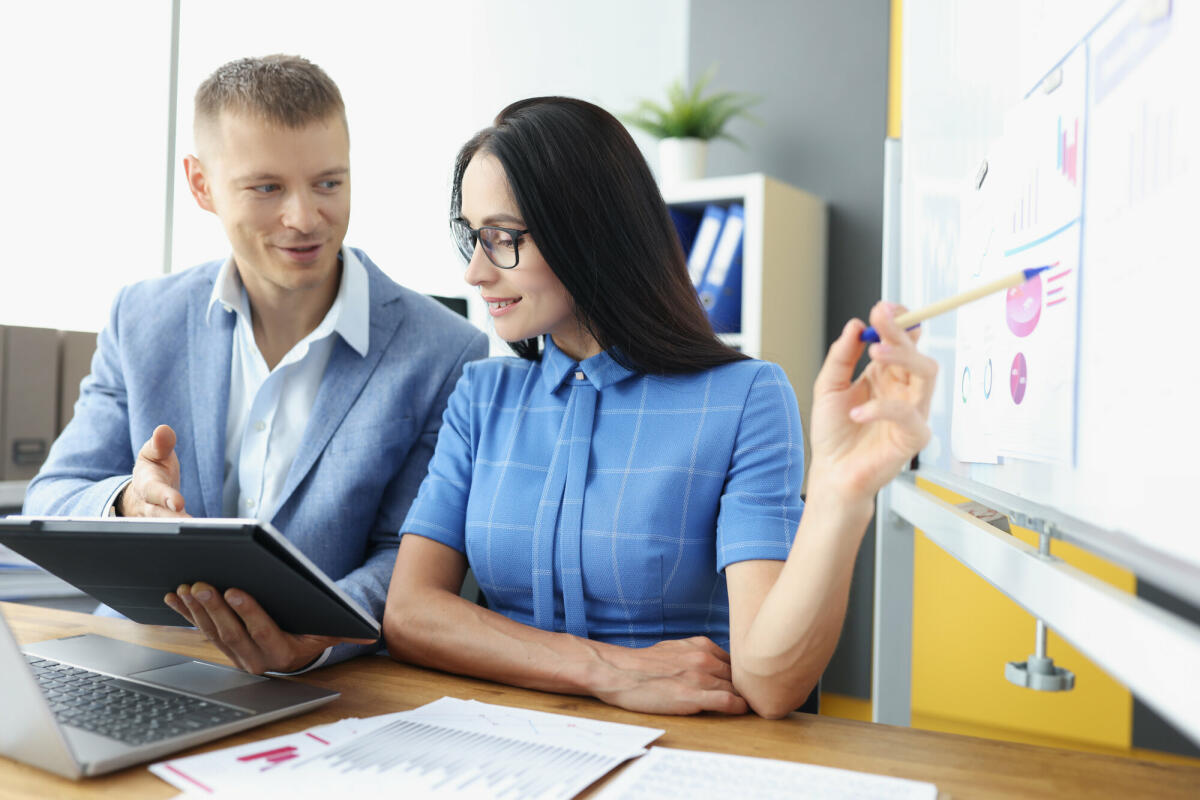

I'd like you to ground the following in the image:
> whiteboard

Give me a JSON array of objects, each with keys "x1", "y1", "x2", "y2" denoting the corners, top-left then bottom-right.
[{"x1": 901, "y1": 0, "x2": 1200, "y2": 584}]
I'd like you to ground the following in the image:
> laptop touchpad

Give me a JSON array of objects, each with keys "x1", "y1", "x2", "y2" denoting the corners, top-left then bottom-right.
[{"x1": 131, "y1": 661, "x2": 268, "y2": 695}]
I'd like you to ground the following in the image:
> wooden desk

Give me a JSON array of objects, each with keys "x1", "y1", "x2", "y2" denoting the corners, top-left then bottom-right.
[{"x1": 2, "y1": 602, "x2": 1197, "y2": 799}]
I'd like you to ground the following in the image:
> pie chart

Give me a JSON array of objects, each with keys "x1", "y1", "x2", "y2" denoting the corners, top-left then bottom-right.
[
  {"x1": 1010, "y1": 352, "x2": 1028, "y2": 405},
  {"x1": 1006, "y1": 273, "x2": 1043, "y2": 337}
]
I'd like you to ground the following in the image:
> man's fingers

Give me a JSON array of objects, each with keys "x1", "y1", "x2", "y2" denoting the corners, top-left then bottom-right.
[
  {"x1": 137, "y1": 480, "x2": 185, "y2": 514},
  {"x1": 140, "y1": 424, "x2": 178, "y2": 463},
  {"x1": 163, "y1": 592, "x2": 194, "y2": 624},
  {"x1": 223, "y1": 589, "x2": 294, "y2": 662},
  {"x1": 189, "y1": 582, "x2": 271, "y2": 672},
  {"x1": 193, "y1": 583, "x2": 251, "y2": 645},
  {"x1": 130, "y1": 424, "x2": 185, "y2": 515},
  {"x1": 179, "y1": 586, "x2": 225, "y2": 645},
  {"x1": 814, "y1": 317, "x2": 868, "y2": 396}
]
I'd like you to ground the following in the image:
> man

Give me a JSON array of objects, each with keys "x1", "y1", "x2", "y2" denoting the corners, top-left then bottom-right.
[{"x1": 23, "y1": 55, "x2": 488, "y2": 674}]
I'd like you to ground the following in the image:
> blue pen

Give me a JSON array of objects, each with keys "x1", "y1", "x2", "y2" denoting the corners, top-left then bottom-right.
[{"x1": 860, "y1": 266, "x2": 1052, "y2": 343}]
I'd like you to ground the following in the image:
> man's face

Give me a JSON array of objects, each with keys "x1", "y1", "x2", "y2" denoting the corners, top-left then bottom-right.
[{"x1": 185, "y1": 111, "x2": 350, "y2": 297}]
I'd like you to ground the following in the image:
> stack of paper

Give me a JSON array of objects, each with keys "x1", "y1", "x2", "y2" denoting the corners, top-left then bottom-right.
[{"x1": 153, "y1": 697, "x2": 663, "y2": 798}]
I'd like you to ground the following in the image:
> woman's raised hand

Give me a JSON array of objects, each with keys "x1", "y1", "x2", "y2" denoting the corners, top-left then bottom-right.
[{"x1": 807, "y1": 302, "x2": 938, "y2": 504}]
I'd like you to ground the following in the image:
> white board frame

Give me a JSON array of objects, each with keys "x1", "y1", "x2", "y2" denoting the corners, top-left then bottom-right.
[{"x1": 874, "y1": 474, "x2": 1200, "y2": 746}]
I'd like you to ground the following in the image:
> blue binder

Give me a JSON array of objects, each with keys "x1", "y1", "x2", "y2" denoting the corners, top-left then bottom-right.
[
  {"x1": 668, "y1": 207, "x2": 702, "y2": 256},
  {"x1": 686, "y1": 204, "x2": 727, "y2": 288},
  {"x1": 697, "y1": 204, "x2": 744, "y2": 333}
]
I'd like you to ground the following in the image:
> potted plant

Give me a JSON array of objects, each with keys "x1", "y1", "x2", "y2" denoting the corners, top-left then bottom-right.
[{"x1": 623, "y1": 67, "x2": 760, "y2": 185}]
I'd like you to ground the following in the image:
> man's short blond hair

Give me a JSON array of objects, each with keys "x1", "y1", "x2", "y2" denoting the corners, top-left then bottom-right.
[{"x1": 194, "y1": 54, "x2": 347, "y2": 138}]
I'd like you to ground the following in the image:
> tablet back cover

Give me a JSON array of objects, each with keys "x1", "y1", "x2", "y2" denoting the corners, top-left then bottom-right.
[{"x1": 0, "y1": 519, "x2": 378, "y2": 639}]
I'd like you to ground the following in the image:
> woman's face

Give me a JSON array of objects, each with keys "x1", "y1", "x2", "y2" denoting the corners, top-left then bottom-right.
[{"x1": 460, "y1": 153, "x2": 599, "y2": 361}]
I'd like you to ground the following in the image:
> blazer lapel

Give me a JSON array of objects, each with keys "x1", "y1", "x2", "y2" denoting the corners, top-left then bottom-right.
[
  {"x1": 271, "y1": 266, "x2": 404, "y2": 517},
  {"x1": 187, "y1": 288, "x2": 234, "y2": 519}
]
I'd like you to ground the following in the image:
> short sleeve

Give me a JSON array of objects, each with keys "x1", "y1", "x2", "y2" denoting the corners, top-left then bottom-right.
[
  {"x1": 399, "y1": 364, "x2": 476, "y2": 552},
  {"x1": 716, "y1": 362, "x2": 805, "y2": 571}
]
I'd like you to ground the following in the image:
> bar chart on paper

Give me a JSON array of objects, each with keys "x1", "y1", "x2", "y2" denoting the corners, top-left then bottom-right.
[
  {"x1": 229, "y1": 698, "x2": 663, "y2": 798},
  {"x1": 300, "y1": 719, "x2": 622, "y2": 797}
]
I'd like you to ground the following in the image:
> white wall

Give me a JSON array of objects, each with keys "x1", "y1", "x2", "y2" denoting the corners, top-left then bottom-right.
[
  {"x1": 1, "y1": 1, "x2": 172, "y2": 333},
  {"x1": 1, "y1": 0, "x2": 688, "y2": 335},
  {"x1": 170, "y1": 0, "x2": 689, "y2": 338}
]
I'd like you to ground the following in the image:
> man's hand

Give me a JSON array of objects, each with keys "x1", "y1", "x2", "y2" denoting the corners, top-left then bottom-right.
[
  {"x1": 589, "y1": 636, "x2": 749, "y2": 716},
  {"x1": 118, "y1": 424, "x2": 188, "y2": 517},
  {"x1": 165, "y1": 583, "x2": 378, "y2": 674}
]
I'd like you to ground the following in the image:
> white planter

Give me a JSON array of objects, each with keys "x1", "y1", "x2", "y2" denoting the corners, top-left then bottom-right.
[{"x1": 657, "y1": 137, "x2": 708, "y2": 185}]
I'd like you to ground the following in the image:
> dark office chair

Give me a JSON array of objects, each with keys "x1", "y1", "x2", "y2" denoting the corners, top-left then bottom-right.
[
  {"x1": 797, "y1": 679, "x2": 821, "y2": 715},
  {"x1": 430, "y1": 295, "x2": 470, "y2": 318}
]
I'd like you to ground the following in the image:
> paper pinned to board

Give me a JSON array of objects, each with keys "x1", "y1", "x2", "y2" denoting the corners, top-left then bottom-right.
[{"x1": 950, "y1": 45, "x2": 1086, "y2": 466}]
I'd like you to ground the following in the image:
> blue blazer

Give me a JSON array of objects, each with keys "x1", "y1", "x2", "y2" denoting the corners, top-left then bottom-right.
[{"x1": 24, "y1": 248, "x2": 488, "y2": 664}]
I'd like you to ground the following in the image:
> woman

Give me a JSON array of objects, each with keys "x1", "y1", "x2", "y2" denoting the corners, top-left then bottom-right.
[{"x1": 384, "y1": 97, "x2": 935, "y2": 718}]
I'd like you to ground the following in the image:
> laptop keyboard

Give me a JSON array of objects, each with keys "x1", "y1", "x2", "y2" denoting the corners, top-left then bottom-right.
[{"x1": 24, "y1": 654, "x2": 250, "y2": 746}]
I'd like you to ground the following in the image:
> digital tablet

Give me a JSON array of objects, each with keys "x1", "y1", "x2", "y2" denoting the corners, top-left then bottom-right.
[{"x1": 0, "y1": 516, "x2": 380, "y2": 640}]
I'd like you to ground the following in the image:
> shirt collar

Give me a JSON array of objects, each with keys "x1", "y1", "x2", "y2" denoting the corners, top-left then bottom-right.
[
  {"x1": 205, "y1": 246, "x2": 370, "y2": 357},
  {"x1": 539, "y1": 336, "x2": 636, "y2": 393}
]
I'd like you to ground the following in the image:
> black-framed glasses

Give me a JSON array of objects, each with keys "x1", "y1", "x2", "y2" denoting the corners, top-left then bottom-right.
[{"x1": 451, "y1": 217, "x2": 530, "y2": 269}]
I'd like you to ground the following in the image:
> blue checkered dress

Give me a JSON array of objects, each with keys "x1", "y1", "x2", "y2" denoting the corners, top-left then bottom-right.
[{"x1": 402, "y1": 337, "x2": 804, "y2": 649}]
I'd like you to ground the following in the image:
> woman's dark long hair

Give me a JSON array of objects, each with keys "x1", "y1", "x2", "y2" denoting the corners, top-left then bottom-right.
[{"x1": 450, "y1": 96, "x2": 747, "y2": 374}]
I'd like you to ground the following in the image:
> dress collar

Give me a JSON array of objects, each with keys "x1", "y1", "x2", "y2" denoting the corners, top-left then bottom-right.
[{"x1": 538, "y1": 336, "x2": 636, "y2": 393}]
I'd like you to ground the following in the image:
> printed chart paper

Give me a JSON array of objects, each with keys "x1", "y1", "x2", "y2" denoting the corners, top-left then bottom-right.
[
  {"x1": 150, "y1": 716, "x2": 391, "y2": 795},
  {"x1": 153, "y1": 697, "x2": 663, "y2": 799},
  {"x1": 952, "y1": 46, "x2": 1086, "y2": 465},
  {"x1": 591, "y1": 746, "x2": 938, "y2": 800}
]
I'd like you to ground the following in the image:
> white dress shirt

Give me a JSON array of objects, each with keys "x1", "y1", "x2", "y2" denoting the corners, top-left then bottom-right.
[
  {"x1": 206, "y1": 247, "x2": 369, "y2": 674},
  {"x1": 207, "y1": 248, "x2": 370, "y2": 521},
  {"x1": 101, "y1": 249, "x2": 370, "y2": 673}
]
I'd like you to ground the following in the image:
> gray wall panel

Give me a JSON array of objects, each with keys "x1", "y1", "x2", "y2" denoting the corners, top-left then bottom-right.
[{"x1": 688, "y1": 0, "x2": 891, "y2": 699}]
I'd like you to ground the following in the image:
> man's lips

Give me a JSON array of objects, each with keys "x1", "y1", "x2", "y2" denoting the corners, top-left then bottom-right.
[{"x1": 276, "y1": 243, "x2": 324, "y2": 263}]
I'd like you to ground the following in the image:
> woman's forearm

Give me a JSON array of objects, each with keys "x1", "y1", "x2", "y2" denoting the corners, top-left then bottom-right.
[
  {"x1": 384, "y1": 587, "x2": 615, "y2": 696},
  {"x1": 731, "y1": 482, "x2": 876, "y2": 718}
]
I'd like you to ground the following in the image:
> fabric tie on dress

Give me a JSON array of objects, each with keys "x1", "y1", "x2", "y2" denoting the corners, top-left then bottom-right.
[{"x1": 531, "y1": 370, "x2": 596, "y2": 638}]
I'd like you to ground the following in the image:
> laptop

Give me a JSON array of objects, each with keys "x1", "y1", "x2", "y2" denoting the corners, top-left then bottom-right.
[{"x1": 0, "y1": 607, "x2": 338, "y2": 779}]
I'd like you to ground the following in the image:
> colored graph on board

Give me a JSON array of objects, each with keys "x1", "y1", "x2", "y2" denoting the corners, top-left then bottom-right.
[
  {"x1": 1045, "y1": 263, "x2": 1072, "y2": 307},
  {"x1": 1010, "y1": 352, "x2": 1028, "y2": 405},
  {"x1": 1011, "y1": 169, "x2": 1039, "y2": 233},
  {"x1": 1057, "y1": 116, "x2": 1079, "y2": 185}
]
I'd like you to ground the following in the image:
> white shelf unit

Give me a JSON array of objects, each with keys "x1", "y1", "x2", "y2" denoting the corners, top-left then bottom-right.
[{"x1": 662, "y1": 174, "x2": 827, "y2": 457}]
